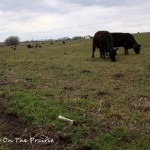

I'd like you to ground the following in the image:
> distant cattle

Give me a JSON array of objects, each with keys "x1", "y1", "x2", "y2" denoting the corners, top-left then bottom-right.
[
  {"x1": 10, "y1": 45, "x2": 17, "y2": 50},
  {"x1": 111, "y1": 33, "x2": 141, "y2": 54},
  {"x1": 92, "y1": 31, "x2": 117, "y2": 62},
  {"x1": 27, "y1": 44, "x2": 33, "y2": 49}
]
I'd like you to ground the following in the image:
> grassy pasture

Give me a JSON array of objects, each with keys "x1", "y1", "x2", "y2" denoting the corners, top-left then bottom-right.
[{"x1": 0, "y1": 33, "x2": 150, "y2": 149}]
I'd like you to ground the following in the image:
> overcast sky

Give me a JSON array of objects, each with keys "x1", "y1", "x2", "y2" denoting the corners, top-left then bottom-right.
[{"x1": 0, "y1": 0, "x2": 150, "y2": 42}]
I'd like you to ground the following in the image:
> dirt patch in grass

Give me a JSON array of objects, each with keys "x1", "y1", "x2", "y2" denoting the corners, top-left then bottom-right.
[
  {"x1": 63, "y1": 85, "x2": 76, "y2": 91},
  {"x1": 131, "y1": 97, "x2": 150, "y2": 112},
  {"x1": 80, "y1": 94, "x2": 89, "y2": 99},
  {"x1": 113, "y1": 73, "x2": 125, "y2": 79},
  {"x1": 80, "y1": 70, "x2": 92, "y2": 74},
  {"x1": 96, "y1": 91, "x2": 110, "y2": 97}
]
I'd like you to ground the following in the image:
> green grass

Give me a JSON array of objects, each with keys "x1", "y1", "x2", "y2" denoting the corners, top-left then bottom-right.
[
  {"x1": 0, "y1": 32, "x2": 150, "y2": 149},
  {"x1": 89, "y1": 126, "x2": 150, "y2": 150}
]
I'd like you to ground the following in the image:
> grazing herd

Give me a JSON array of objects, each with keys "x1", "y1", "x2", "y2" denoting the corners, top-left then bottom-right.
[
  {"x1": 92, "y1": 31, "x2": 141, "y2": 62},
  {"x1": 10, "y1": 31, "x2": 141, "y2": 62},
  {"x1": 26, "y1": 31, "x2": 140, "y2": 63},
  {"x1": 26, "y1": 41, "x2": 66, "y2": 49},
  {"x1": 10, "y1": 45, "x2": 17, "y2": 50},
  {"x1": 27, "y1": 43, "x2": 43, "y2": 49}
]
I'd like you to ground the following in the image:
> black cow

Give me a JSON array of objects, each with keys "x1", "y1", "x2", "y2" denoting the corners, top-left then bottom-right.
[
  {"x1": 92, "y1": 31, "x2": 117, "y2": 62},
  {"x1": 27, "y1": 44, "x2": 33, "y2": 49},
  {"x1": 111, "y1": 33, "x2": 141, "y2": 54}
]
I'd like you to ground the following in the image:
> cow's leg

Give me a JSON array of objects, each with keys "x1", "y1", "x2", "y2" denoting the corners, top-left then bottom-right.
[
  {"x1": 126, "y1": 49, "x2": 129, "y2": 54},
  {"x1": 100, "y1": 49, "x2": 105, "y2": 58},
  {"x1": 103, "y1": 51, "x2": 106, "y2": 58},
  {"x1": 92, "y1": 45, "x2": 96, "y2": 58},
  {"x1": 100, "y1": 49, "x2": 102, "y2": 58},
  {"x1": 124, "y1": 48, "x2": 128, "y2": 55},
  {"x1": 106, "y1": 51, "x2": 109, "y2": 56}
]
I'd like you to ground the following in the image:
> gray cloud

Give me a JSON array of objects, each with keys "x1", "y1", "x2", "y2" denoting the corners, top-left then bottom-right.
[
  {"x1": 1, "y1": 0, "x2": 149, "y2": 14},
  {"x1": 0, "y1": 0, "x2": 149, "y2": 42},
  {"x1": 59, "y1": 0, "x2": 147, "y2": 7},
  {"x1": 0, "y1": 0, "x2": 40, "y2": 11},
  {"x1": 0, "y1": 0, "x2": 62, "y2": 14},
  {"x1": 59, "y1": 0, "x2": 126, "y2": 7}
]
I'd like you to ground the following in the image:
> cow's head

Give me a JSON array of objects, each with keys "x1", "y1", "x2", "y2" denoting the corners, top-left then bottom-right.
[
  {"x1": 109, "y1": 49, "x2": 117, "y2": 62},
  {"x1": 134, "y1": 44, "x2": 141, "y2": 54}
]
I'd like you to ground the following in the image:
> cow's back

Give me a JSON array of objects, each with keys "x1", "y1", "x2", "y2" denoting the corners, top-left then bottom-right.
[
  {"x1": 111, "y1": 33, "x2": 127, "y2": 47},
  {"x1": 93, "y1": 31, "x2": 103, "y2": 49},
  {"x1": 112, "y1": 33, "x2": 136, "y2": 48},
  {"x1": 93, "y1": 31, "x2": 113, "y2": 50}
]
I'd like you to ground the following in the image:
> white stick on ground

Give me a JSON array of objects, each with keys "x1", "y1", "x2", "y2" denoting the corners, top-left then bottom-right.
[{"x1": 58, "y1": 115, "x2": 74, "y2": 125}]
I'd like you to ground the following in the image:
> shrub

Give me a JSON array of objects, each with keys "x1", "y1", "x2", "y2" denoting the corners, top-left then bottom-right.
[{"x1": 5, "y1": 36, "x2": 20, "y2": 46}]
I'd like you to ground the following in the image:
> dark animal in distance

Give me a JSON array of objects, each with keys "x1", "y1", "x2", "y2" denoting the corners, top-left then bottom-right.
[
  {"x1": 27, "y1": 44, "x2": 33, "y2": 49},
  {"x1": 10, "y1": 45, "x2": 17, "y2": 50},
  {"x1": 111, "y1": 33, "x2": 141, "y2": 54},
  {"x1": 92, "y1": 31, "x2": 117, "y2": 62}
]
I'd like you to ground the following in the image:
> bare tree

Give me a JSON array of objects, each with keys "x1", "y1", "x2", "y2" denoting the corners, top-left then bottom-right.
[{"x1": 5, "y1": 36, "x2": 20, "y2": 46}]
